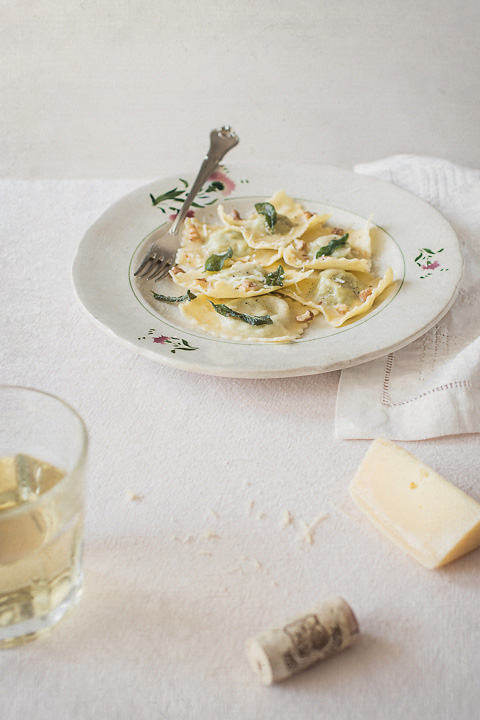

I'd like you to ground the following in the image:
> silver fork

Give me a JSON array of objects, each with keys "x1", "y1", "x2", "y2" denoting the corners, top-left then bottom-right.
[{"x1": 134, "y1": 125, "x2": 239, "y2": 282}]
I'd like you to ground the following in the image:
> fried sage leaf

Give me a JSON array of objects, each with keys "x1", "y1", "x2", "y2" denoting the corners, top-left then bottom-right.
[
  {"x1": 208, "y1": 301, "x2": 274, "y2": 326},
  {"x1": 316, "y1": 233, "x2": 349, "y2": 259},
  {"x1": 152, "y1": 290, "x2": 196, "y2": 303},
  {"x1": 265, "y1": 264, "x2": 285, "y2": 287},
  {"x1": 204, "y1": 247, "x2": 233, "y2": 272},
  {"x1": 255, "y1": 202, "x2": 277, "y2": 232}
]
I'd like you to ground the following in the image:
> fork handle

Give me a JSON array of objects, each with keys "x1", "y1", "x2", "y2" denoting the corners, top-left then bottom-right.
[{"x1": 169, "y1": 126, "x2": 239, "y2": 236}]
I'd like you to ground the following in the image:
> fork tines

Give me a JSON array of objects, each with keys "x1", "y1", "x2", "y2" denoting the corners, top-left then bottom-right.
[{"x1": 134, "y1": 244, "x2": 174, "y2": 281}]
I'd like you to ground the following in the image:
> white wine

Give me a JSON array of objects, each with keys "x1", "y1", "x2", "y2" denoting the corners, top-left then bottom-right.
[{"x1": 0, "y1": 455, "x2": 84, "y2": 647}]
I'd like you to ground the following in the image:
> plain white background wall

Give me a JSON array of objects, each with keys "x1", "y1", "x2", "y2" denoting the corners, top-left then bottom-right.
[{"x1": 1, "y1": 0, "x2": 479, "y2": 178}]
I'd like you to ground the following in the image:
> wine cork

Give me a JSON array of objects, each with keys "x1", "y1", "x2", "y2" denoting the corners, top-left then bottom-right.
[{"x1": 245, "y1": 597, "x2": 359, "y2": 685}]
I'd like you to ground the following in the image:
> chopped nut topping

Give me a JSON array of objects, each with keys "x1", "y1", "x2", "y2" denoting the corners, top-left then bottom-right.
[
  {"x1": 171, "y1": 266, "x2": 185, "y2": 275},
  {"x1": 231, "y1": 209, "x2": 241, "y2": 221},
  {"x1": 196, "y1": 278, "x2": 208, "y2": 284},
  {"x1": 359, "y1": 288, "x2": 373, "y2": 302},
  {"x1": 332, "y1": 227, "x2": 344, "y2": 236},
  {"x1": 293, "y1": 239, "x2": 306, "y2": 251},
  {"x1": 186, "y1": 221, "x2": 201, "y2": 242},
  {"x1": 335, "y1": 303, "x2": 350, "y2": 314},
  {"x1": 296, "y1": 309, "x2": 314, "y2": 323},
  {"x1": 304, "y1": 211, "x2": 314, "y2": 220},
  {"x1": 239, "y1": 279, "x2": 256, "y2": 291}
]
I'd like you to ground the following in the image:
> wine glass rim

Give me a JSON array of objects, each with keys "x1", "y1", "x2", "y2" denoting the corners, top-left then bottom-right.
[{"x1": 0, "y1": 384, "x2": 88, "y2": 483}]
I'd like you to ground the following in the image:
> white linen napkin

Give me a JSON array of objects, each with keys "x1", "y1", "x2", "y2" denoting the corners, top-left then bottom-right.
[{"x1": 336, "y1": 155, "x2": 480, "y2": 440}]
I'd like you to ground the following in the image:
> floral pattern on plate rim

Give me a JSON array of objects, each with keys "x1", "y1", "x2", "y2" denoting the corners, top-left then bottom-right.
[
  {"x1": 414, "y1": 247, "x2": 448, "y2": 279},
  {"x1": 148, "y1": 166, "x2": 245, "y2": 220},
  {"x1": 137, "y1": 329, "x2": 198, "y2": 353}
]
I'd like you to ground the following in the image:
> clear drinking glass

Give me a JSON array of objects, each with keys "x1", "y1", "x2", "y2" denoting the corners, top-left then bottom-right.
[{"x1": 0, "y1": 386, "x2": 88, "y2": 648}]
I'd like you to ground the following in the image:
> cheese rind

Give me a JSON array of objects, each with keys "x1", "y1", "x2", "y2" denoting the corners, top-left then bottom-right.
[{"x1": 350, "y1": 438, "x2": 480, "y2": 569}]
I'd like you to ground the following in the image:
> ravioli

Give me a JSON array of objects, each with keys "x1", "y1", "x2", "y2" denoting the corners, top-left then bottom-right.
[
  {"x1": 171, "y1": 259, "x2": 312, "y2": 299},
  {"x1": 174, "y1": 218, "x2": 282, "y2": 270},
  {"x1": 179, "y1": 293, "x2": 318, "y2": 343},
  {"x1": 280, "y1": 267, "x2": 394, "y2": 327},
  {"x1": 283, "y1": 220, "x2": 372, "y2": 272},
  {"x1": 145, "y1": 193, "x2": 394, "y2": 343},
  {"x1": 218, "y1": 190, "x2": 330, "y2": 250}
]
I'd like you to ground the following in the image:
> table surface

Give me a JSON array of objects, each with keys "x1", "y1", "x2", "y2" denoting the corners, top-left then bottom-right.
[
  {"x1": 1, "y1": 178, "x2": 479, "y2": 720},
  {"x1": 1, "y1": 2, "x2": 480, "y2": 718}
]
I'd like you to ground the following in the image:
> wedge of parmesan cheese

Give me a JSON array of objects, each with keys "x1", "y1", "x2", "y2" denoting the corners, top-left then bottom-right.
[{"x1": 350, "y1": 438, "x2": 480, "y2": 569}]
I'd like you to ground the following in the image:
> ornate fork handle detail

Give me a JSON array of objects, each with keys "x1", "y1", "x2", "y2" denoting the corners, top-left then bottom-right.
[{"x1": 170, "y1": 126, "x2": 239, "y2": 235}]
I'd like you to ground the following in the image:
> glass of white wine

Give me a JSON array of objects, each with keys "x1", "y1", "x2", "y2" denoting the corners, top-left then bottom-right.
[{"x1": 0, "y1": 386, "x2": 88, "y2": 648}]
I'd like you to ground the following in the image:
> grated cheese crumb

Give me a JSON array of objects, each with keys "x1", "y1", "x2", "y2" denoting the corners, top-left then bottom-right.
[
  {"x1": 182, "y1": 535, "x2": 194, "y2": 544},
  {"x1": 125, "y1": 490, "x2": 143, "y2": 502},
  {"x1": 299, "y1": 520, "x2": 313, "y2": 545},
  {"x1": 281, "y1": 509, "x2": 293, "y2": 528},
  {"x1": 334, "y1": 505, "x2": 357, "y2": 520},
  {"x1": 296, "y1": 513, "x2": 329, "y2": 546},
  {"x1": 246, "y1": 499, "x2": 255, "y2": 515},
  {"x1": 309, "y1": 512, "x2": 329, "y2": 531},
  {"x1": 256, "y1": 511, "x2": 266, "y2": 520},
  {"x1": 204, "y1": 530, "x2": 219, "y2": 540},
  {"x1": 198, "y1": 550, "x2": 212, "y2": 556},
  {"x1": 226, "y1": 567, "x2": 240, "y2": 575},
  {"x1": 253, "y1": 559, "x2": 262, "y2": 570},
  {"x1": 208, "y1": 509, "x2": 219, "y2": 519}
]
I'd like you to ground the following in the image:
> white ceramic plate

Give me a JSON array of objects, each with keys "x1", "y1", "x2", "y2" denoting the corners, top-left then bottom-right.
[{"x1": 72, "y1": 163, "x2": 462, "y2": 378}]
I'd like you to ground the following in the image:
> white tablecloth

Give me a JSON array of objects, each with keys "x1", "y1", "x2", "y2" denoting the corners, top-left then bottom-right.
[
  {"x1": 337, "y1": 156, "x2": 480, "y2": 440},
  {"x1": 1, "y1": 180, "x2": 479, "y2": 720}
]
